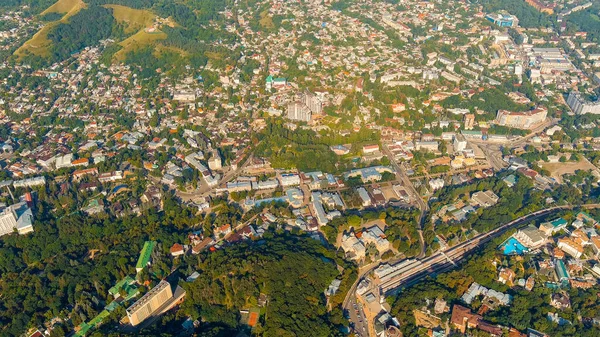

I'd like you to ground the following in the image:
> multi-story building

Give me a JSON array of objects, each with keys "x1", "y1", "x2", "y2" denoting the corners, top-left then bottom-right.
[
  {"x1": 463, "y1": 114, "x2": 475, "y2": 130},
  {"x1": 485, "y1": 13, "x2": 519, "y2": 27},
  {"x1": 453, "y1": 134, "x2": 467, "y2": 152},
  {"x1": 525, "y1": 0, "x2": 553, "y2": 14},
  {"x1": 302, "y1": 91, "x2": 322, "y2": 115},
  {"x1": 127, "y1": 280, "x2": 173, "y2": 326},
  {"x1": 287, "y1": 91, "x2": 322, "y2": 122},
  {"x1": 495, "y1": 108, "x2": 547, "y2": 129},
  {"x1": 567, "y1": 91, "x2": 600, "y2": 115},
  {"x1": 287, "y1": 102, "x2": 311, "y2": 122},
  {"x1": 0, "y1": 202, "x2": 33, "y2": 237}
]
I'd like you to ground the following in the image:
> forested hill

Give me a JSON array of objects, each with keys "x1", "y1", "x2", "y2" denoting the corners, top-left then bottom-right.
[
  {"x1": 11, "y1": 0, "x2": 240, "y2": 70},
  {"x1": 173, "y1": 236, "x2": 344, "y2": 337}
]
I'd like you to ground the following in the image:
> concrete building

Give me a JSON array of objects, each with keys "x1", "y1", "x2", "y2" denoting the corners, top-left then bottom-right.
[
  {"x1": 567, "y1": 91, "x2": 600, "y2": 115},
  {"x1": 302, "y1": 91, "x2": 323, "y2": 115},
  {"x1": 126, "y1": 280, "x2": 181, "y2": 326},
  {"x1": 485, "y1": 13, "x2": 519, "y2": 27},
  {"x1": 453, "y1": 134, "x2": 467, "y2": 152},
  {"x1": 514, "y1": 225, "x2": 546, "y2": 249},
  {"x1": 208, "y1": 151, "x2": 222, "y2": 170},
  {"x1": 287, "y1": 101, "x2": 311, "y2": 122},
  {"x1": 463, "y1": 114, "x2": 475, "y2": 130},
  {"x1": 0, "y1": 202, "x2": 33, "y2": 237},
  {"x1": 495, "y1": 108, "x2": 547, "y2": 129}
]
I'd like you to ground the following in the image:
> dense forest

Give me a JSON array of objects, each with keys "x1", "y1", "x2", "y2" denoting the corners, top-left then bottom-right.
[
  {"x1": 253, "y1": 120, "x2": 380, "y2": 173},
  {"x1": 175, "y1": 235, "x2": 344, "y2": 337},
  {"x1": 0, "y1": 189, "x2": 196, "y2": 336},
  {"x1": 565, "y1": 4, "x2": 600, "y2": 43},
  {"x1": 47, "y1": 6, "x2": 114, "y2": 63}
]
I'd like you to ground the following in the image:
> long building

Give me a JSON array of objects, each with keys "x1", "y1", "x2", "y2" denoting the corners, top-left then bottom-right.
[
  {"x1": 375, "y1": 259, "x2": 423, "y2": 293},
  {"x1": 567, "y1": 91, "x2": 600, "y2": 115},
  {"x1": 495, "y1": 108, "x2": 547, "y2": 129},
  {"x1": 126, "y1": 280, "x2": 173, "y2": 326}
]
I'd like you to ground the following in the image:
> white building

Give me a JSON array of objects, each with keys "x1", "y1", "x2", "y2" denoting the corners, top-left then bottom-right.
[
  {"x1": 279, "y1": 174, "x2": 300, "y2": 187},
  {"x1": 0, "y1": 202, "x2": 33, "y2": 237},
  {"x1": 567, "y1": 91, "x2": 600, "y2": 115}
]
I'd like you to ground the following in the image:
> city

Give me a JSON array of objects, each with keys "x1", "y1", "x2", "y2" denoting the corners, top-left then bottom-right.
[{"x1": 1, "y1": 0, "x2": 600, "y2": 336}]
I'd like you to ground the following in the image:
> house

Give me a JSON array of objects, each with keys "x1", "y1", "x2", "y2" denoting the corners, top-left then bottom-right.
[
  {"x1": 539, "y1": 218, "x2": 567, "y2": 236},
  {"x1": 170, "y1": 243, "x2": 185, "y2": 257},
  {"x1": 214, "y1": 224, "x2": 232, "y2": 238},
  {"x1": 498, "y1": 268, "x2": 516, "y2": 286},
  {"x1": 557, "y1": 237, "x2": 584, "y2": 259},
  {"x1": 470, "y1": 190, "x2": 499, "y2": 208},
  {"x1": 550, "y1": 292, "x2": 571, "y2": 310},
  {"x1": 450, "y1": 305, "x2": 481, "y2": 333}
]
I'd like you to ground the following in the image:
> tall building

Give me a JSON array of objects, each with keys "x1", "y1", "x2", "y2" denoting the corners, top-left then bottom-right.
[
  {"x1": 287, "y1": 102, "x2": 312, "y2": 122},
  {"x1": 495, "y1": 108, "x2": 547, "y2": 129},
  {"x1": 453, "y1": 134, "x2": 467, "y2": 152},
  {"x1": 463, "y1": 114, "x2": 475, "y2": 130},
  {"x1": 127, "y1": 280, "x2": 173, "y2": 326},
  {"x1": 286, "y1": 91, "x2": 323, "y2": 122},
  {"x1": 567, "y1": 91, "x2": 600, "y2": 115},
  {"x1": 302, "y1": 91, "x2": 323, "y2": 115}
]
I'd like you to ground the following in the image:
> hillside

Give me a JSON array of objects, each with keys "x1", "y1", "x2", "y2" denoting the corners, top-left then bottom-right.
[{"x1": 15, "y1": 0, "x2": 86, "y2": 58}]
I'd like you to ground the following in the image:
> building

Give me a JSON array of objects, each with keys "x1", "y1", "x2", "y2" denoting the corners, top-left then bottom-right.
[
  {"x1": 136, "y1": 241, "x2": 156, "y2": 273},
  {"x1": 470, "y1": 190, "x2": 499, "y2": 208},
  {"x1": 566, "y1": 91, "x2": 600, "y2": 115},
  {"x1": 525, "y1": 0, "x2": 553, "y2": 14},
  {"x1": 495, "y1": 108, "x2": 547, "y2": 129},
  {"x1": 486, "y1": 12, "x2": 519, "y2": 27},
  {"x1": 450, "y1": 305, "x2": 481, "y2": 334},
  {"x1": 557, "y1": 238, "x2": 583, "y2": 259},
  {"x1": 0, "y1": 202, "x2": 34, "y2": 237},
  {"x1": 287, "y1": 101, "x2": 312, "y2": 122},
  {"x1": 539, "y1": 218, "x2": 567, "y2": 236},
  {"x1": 302, "y1": 91, "x2": 322, "y2": 115},
  {"x1": 514, "y1": 225, "x2": 546, "y2": 249},
  {"x1": 453, "y1": 134, "x2": 467, "y2": 152},
  {"x1": 265, "y1": 75, "x2": 286, "y2": 90},
  {"x1": 208, "y1": 151, "x2": 222, "y2": 171},
  {"x1": 279, "y1": 173, "x2": 300, "y2": 187},
  {"x1": 463, "y1": 114, "x2": 475, "y2": 130},
  {"x1": 126, "y1": 280, "x2": 173, "y2": 326},
  {"x1": 357, "y1": 187, "x2": 372, "y2": 207},
  {"x1": 362, "y1": 144, "x2": 380, "y2": 154}
]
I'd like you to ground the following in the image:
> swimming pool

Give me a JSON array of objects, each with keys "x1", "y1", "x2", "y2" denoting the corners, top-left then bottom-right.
[{"x1": 500, "y1": 237, "x2": 528, "y2": 255}]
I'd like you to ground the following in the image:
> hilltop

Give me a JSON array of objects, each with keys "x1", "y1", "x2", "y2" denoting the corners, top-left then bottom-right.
[{"x1": 11, "y1": 0, "x2": 230, "y2": 68}]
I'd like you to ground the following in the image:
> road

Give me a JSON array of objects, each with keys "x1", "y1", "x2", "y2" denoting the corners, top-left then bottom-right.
[
  {"x1": 347, "y1": 297, "x2": 368, "y2": 337},
  {"x1": 344, "y1": 203, "x2": 600, "y2": 336},
  {"x1": 382, "y1": 144, "x2": 429, "y2": 258},
  {"x1": 470, "y1": 117, "x2": 558, "y2": 171}
]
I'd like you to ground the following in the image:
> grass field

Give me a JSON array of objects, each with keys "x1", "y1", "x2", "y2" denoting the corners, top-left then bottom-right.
[
  {"x1": 104, "y1": 4, "x2": 154, "y2": 34},
  {"x1": 41, "y1": 0, "x2": 83, "y2": 15},
  {"x1": 259, "y1": 10, "x2": 274, "y2": 29},
  {"x1": 539, "y1": 157, "x2": 600, "y2": 183},
  {"x1": 15, "y1": 0, "x2": 85, "y2": 58},
  {"x1": 113, "y1": 29, "x2": 167, "y2": 61}
]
